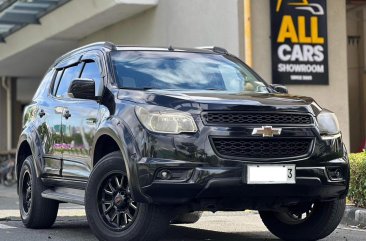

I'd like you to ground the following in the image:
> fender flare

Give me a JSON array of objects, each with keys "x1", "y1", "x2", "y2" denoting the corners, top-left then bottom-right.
[
  {"x1": 91, "y1": 117, "x2": 151, "y2": 203},
  {"x1": 16, "y1": 124, "x2": 45, "y2": 183}
]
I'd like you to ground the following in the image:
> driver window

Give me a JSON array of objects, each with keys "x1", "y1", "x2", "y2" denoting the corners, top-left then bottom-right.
[
  {"x1": 80, "y1": 61, "x2": 101, "y2": 83},
  {"x1": 55, "y1": 63, "x2": 83, "y2": 97}
]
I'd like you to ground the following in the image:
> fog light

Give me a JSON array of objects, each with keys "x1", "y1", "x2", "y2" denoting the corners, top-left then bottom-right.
[
  {"x1": 158, "y1": 170, "x2": 171, "y2": 180},
  {"x1": 155, "y1": 168, "x2": 193, "y2": 182},
  {"x1": 326, "y1": 167, "x2": 344, "y2": 181},
  {"x1": 334, "y1": 169, "x2": 341, "y2": 178}
]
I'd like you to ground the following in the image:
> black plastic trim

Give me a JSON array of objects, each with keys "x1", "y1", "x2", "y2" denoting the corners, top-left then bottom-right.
[{"x1": 209, "y1": 136, "x2": 315, "y2": 162}]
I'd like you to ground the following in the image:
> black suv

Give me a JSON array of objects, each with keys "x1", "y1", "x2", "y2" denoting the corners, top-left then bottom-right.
[{"x1": 16, "y1": 42, "x2": 349, "y2": 241}]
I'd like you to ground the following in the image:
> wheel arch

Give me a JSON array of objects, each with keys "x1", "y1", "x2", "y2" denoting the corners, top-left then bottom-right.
[
  {"x1": 91, "y1": 119, "x2": 150, "y2": 203},
  {"x1": 16, "y1": 127, "x2": 44, "y2": 192},
  {"x1": 93, "y1": 134, "x2": 120, "y2": 166},
  {"x1": 16, "y1": 140, "x2": 32, "y2": 181}
]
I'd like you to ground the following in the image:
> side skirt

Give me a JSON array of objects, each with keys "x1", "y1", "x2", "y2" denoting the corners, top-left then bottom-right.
[{"x1": 41, "y1": 178, "x2": 87, "y2": 205}]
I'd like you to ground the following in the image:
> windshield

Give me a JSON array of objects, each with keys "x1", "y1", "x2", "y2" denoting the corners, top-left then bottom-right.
[{"x1": 111, "y1": 51, "x2": 269, "y2": 93}]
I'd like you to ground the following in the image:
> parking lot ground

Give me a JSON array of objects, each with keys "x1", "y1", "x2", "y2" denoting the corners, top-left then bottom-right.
[
  {"x1": 1, "y1": 186, "x2": 366, "y2": 241},
  {"x1": 1, "y1": 211, "x2": 366, "y2": 241}
]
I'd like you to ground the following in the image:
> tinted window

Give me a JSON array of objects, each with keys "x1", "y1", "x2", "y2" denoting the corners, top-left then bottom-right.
[
  {"x1": 111, "y1": 51, "x2": 268, "y2": 93},
  {"x1": 55, "y1": 63, "x2": 83, "y2": 97},
  {"x1": 52, "y1": 69, "x2": 64, "y2": 95},
  {"x1": 81, "y1": 61, "x2": 101, "y2": 81}
]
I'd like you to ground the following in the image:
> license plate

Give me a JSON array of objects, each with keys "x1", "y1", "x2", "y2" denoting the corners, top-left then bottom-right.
[{"x1": 247, "y1": 165, "x2": 296, "y2": 184}]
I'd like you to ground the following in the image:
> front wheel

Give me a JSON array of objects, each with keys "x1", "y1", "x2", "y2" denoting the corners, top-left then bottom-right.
[
  {"x1": 85, "y1": 151, "x2": 170, "y2": 241},
  {"x1": 259, "y1": 198, "x2": 346, "y2": 241}
]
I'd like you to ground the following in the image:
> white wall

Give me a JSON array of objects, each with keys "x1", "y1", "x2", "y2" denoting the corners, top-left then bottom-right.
[
  {"x1": 250, "y1": 0, "x2": 350, "y2": 150},
  {"x1": 80, "y1": 0, "x2": 242, "y2": 56}
]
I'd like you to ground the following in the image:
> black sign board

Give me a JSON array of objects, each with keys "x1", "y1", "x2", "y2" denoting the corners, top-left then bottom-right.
[{"x1": 270, "y1": 0, "x2": 329, "y2": 85}]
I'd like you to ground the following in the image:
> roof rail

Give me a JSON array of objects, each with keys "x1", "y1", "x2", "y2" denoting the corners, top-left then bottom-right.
[
  {"x1": 69, "y1": 41, "x2": 117, "y2": 53},
  {"x1": 196, "y1": 46, "x2": 228, "y2": 54},
  {"x1": 53, "y1": 42, "x2": 117, "y2": 66}
]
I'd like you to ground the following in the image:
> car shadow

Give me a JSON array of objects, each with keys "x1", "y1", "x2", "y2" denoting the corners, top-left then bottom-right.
[
  {"x1": 163, "y1": 225, "x2": 279, "y2": 241},
  {"x1": 49, "y1": 218, "x2": 278, "y2": 241},
  {"x1": 1, "y1": 216, "x2": 352, "y2": 241}
]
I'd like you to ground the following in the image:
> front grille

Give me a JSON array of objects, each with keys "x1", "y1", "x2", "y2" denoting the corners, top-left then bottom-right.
[
  {"x1": 202, "y1": 112, "x2": 313, "y2": 125},
  {"x1": 211, "y1": 138, "x2": 312, "y2": 159}
]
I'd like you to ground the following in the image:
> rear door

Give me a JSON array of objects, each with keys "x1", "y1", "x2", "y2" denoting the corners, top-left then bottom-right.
[
  {"x1": 60, "y1": 52, "x2": 103, "y2": 180},
  {"x1": 36, "y1": 69, "x2": 63, "y2": 177}
]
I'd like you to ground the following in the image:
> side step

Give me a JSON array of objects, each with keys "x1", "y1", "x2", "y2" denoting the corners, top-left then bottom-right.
[{"x1": 41, "y1": 189, "x2": 85, "y2": 205}]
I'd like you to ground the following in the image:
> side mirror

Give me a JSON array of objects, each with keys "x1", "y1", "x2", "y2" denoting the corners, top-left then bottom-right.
[
  {"x1": 68, "y1": 78, "x2": 103, "y2": 100},
  {"x1": 270, "y1": 84, "x2": 288, "y2": 94}
]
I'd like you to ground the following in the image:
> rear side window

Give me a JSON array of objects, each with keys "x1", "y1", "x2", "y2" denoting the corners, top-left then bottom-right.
[
  {"x1": 52, "y1": 69, "x2": 64, "y2": 95},
  {"x1": 55, "y1": 63, "x2": 83, "y2": 97},
  {"x1": 81, "y1": 61, "x2": 101, "y2": 81}
]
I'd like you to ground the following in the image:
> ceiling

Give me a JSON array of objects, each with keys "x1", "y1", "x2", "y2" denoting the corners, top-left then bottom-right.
[
  {"x1": 0, "y1": 0, "x2": 70, "y2": 42},
  {"x1": 0, "y1": 0, "x2": 159, "y2": 78}
]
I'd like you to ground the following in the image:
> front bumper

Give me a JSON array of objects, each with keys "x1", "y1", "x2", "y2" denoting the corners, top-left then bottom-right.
[
  {"x1": 125, "y1": 109, "x2": 349, "y2": 210},
  {"x1": 136, "y1": 156, "x2": 349, "y2": 210}
]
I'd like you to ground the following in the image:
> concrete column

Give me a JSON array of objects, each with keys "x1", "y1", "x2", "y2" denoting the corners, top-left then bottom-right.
[
  {"x1": 0, "y1": 77, "x2": 18, "y2": 151},
  {"x1": 11, "y1": 78, "x2": 20, "y2": 149},
  {"x1": 0, "y1": 77, "x2": 6, "y2": 151},
  {"x1": 347, "y1": 6, "x2": 366, "y2": 152}
]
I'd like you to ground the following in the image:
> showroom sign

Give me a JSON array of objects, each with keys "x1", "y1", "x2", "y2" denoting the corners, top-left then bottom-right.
[{"x1": 270, "y1": 0, "x2": 328, "y2": 85}]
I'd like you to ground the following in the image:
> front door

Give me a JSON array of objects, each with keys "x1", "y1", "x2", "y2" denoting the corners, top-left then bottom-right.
[{"x1": 60, "y1": 56, "x2": 103, "y2": 180}]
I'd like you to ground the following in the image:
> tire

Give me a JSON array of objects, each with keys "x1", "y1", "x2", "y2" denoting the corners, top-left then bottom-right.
[
  {"x1": 18, "y1": 156, "x2": 59, "y2": 228},
  {"x1": 172, "y1": 211, "x2": 203, "y2": 224},
  {"x1": 259, "y1": 198, "x2": 346, "y2": 241},
  {"x1": 85, "y1": 151, "x2": 170, "y2": 241}
]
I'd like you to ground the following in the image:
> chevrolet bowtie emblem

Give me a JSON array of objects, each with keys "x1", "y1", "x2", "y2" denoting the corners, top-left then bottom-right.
[{"x1": 252, "y1": 126, "x2": 282, "y2": 137}]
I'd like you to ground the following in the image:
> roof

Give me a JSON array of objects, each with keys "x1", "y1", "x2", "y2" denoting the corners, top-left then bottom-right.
[
  {"x1": 52, "y1": 42, "x2": 230, "y2": 66},
  {"x1": 115, "y1": 46, "x2": 226, "y2": 54},
  {"x1": 0, "y1": 0, "x2": 70, "y2": 43}
]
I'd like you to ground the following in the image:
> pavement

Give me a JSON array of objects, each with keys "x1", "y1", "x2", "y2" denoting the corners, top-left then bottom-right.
[
  {"x1": 342, "y1": 205, "x2": 366, "y2": 228},
  {"x1": 1, "y1": 185, "x2": 366, "y2": 241}
]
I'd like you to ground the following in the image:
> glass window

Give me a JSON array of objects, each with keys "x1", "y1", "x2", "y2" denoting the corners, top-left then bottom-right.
[
  {"x1": 81, "y1": 61, "x2": 101, "y2": 81},
  {"x1": 55, "y1": 63, "x2": 83, "y2": 97},
  {"x1": 52, "y1": 69, "x2": 64, "y2": 95},
  {"x1": 111, "y1": 51, "x2": 268, "y2": 93}
]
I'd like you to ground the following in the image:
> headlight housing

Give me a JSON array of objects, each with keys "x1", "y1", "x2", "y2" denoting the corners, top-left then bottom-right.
[
  {"x1": 316, "y1": 111, "x2": 340, "y2": 139},
  {"x1": 135, "y1": 106, "x2": 198, "y2": 134}
]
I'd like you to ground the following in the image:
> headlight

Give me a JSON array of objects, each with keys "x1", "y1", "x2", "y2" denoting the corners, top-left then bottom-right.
[
  {"x1": 135, "y1": 106, "x2": 198, "y2": 134},
  {"x1": 316, "y1": 111, "x2": 340, "y2": 139}
]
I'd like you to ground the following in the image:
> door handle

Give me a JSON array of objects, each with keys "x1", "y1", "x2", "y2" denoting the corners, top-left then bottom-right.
[
  {"x1": 63, "y1": 110, "x2": 71, "y2": 119},
  {"x1": 86, "y1": 118, "x2": 96, "y2": 125},
  {"x1": 39, "y1": 109, "x2": 45, "y2": 118}
]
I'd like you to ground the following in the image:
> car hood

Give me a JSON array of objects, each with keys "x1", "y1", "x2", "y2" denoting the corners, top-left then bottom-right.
[{"x1": 117, "y1": 89, "x2": 321, "y2": 115}]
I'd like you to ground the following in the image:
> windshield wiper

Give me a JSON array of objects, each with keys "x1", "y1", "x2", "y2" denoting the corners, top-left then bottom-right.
[
  {"x1": 121, "y1": 87, "x2": 160, "y2": 91},
  {"x1": 205, "y1": 88, "x2": 226, "y2": 91}
]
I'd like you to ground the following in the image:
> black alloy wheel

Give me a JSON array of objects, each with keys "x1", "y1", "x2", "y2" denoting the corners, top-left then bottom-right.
[
  {"x1": 85, "y1": 151, "x2": 171, "y2": 241},
  {"x1": 275, "y1": 203, "x2": 315, "y2": 225},
  {"x1": 260, "y1": 198, "x2": 346, "y2": 241},
  {"x1": 21, "y1": 170, "x2": 32, "y2": 216},
  {"x1": 98, "y1": 172, "x2": 139, "y2": 231}
]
